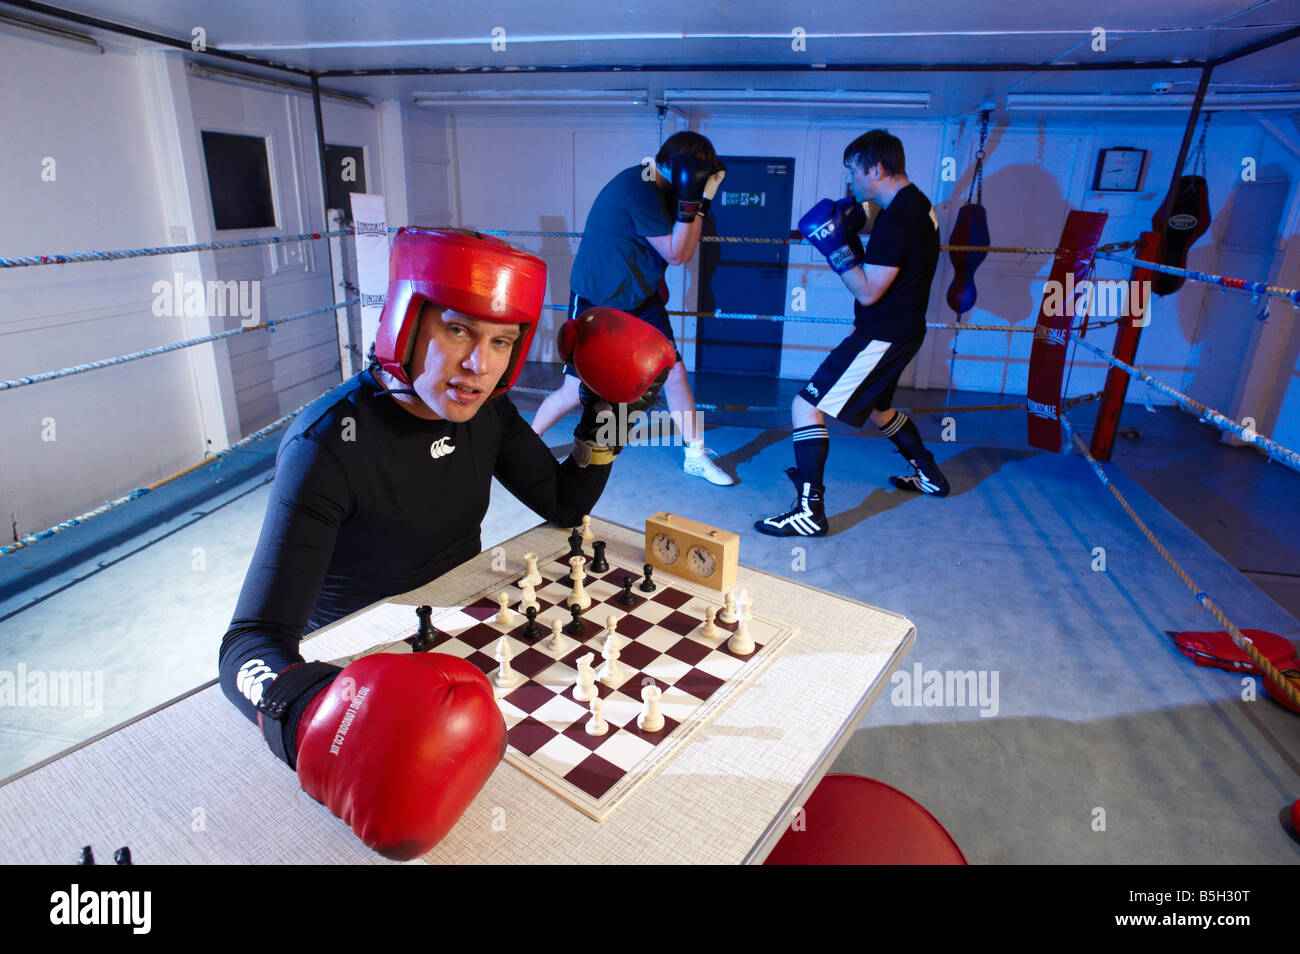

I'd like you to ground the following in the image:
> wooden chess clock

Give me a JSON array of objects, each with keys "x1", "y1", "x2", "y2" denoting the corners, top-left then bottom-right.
[{"x1": 644, "y1": 512, "x2": 738, "y2": 592}]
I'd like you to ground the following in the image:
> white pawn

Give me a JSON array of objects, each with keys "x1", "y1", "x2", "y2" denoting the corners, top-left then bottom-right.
[
  {"x1": 519, "y1": 552, "x2": 543, "y2": 588},
  {"x1": 585, "y1": 696, "x2": 608, "y2": 736},
  {"x1": 581, "y1": 515, "x2": 595, "y2": 543},
  {"x1": 548, "y1": 618, "x2": 567, "y2": 653},
  {"x1": 701, "y1": 607, "x2": 721, "y2": 639},
  {"x1": 739, "y1": 587, "x2": 753, "y2": 620},
  {"x1": 637, "y1": 685, "x2": 665, "y2": 732},
  {"x1": 492, "y1": 636, "x2": 525, "y2": 688},
  {"x1": 568, "y1": 556, "x2": 592, "y2": 610},
  {"x1": 596, "y1": 631, "x2": 624, "y2": 686},
  {"x1": 728, "y1": 614, "x2": 755, "y2": 656},
  {"x1": 719, "y1": 591, "x2": 737, "y2": 624},
  {"x1": 603, "y1": 612, "x2": 621, "y2": 641},
  {"x1": 573, "y1": 653, "x2": 597, "y2": 701},
  {"x1": 517, "y1": 580, "x2": 540, "y2": 615},
  {"x1": 495, "y1": 591, "x2": 516, "y2": 626}
]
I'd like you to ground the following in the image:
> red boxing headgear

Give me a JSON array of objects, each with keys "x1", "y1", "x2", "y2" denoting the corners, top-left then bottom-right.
[{"x1": 374, "y1": 227, "x2": 546, "y2": 397}]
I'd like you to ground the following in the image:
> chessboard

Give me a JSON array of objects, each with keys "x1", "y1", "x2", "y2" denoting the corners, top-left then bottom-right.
[{"x1": 328, "y1": 542, "x2": 798, "y2": 821}]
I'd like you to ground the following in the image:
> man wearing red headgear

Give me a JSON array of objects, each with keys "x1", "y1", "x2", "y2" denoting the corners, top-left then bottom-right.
[{"x1": 218, "y1": 229, "x2": 672, "y2": 861}]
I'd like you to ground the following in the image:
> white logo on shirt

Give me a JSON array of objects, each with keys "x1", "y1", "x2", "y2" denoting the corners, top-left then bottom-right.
[
  {"x1": 237, "y1": 659, "x2": 276, "y2": 706},
  {"x1": 430, "y1": 437, "x2": 456, "y2": 459}
]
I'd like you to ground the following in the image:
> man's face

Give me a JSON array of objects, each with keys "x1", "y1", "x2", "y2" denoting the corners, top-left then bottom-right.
[
  {"x1": 845, "y1": 158, "x2": 881, "y2": 203},
  {"x1": 405, "y1": 303, "x2": 522, "y2": 422}
]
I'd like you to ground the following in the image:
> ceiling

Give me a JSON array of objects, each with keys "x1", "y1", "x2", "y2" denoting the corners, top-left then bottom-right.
[{"x1": 3, "y1": 0, "x2": 1298, "y2": 121}]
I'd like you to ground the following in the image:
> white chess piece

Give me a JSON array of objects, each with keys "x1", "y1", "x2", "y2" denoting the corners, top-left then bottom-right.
[
  {"x1": 573, "y1": 653, "x2": 597, "y2": 701},
  {"x1": 517, "y1": 580, "x2": 540, "y2": 615},
  {"x1": 727, "y1": 614, "x2": 755, "y2": 656},
  {"x1": 719, "y1": 591, "x2": 737, "y2": 624},
  {"x1": 739, "y1": 587, "x2": 753, "y2": 620},
  {"x1": 585, "y1": 696, "x2": 608, "y2": 736},
  {"x1": 548, "y1": 618, "x2": 566, "y2": 653},
  {"x1": 495, "y1": 591, "x2": 516, "y2": 626},
  {"x1": 604, "y1": 612, "x2": 621, "y2": 641},
  {"x1": 701, "y1": 607, "x2": 721, "y2": 639},
  {"x1": 637, "y1": 685, "x2": 665, "y2": 732},
  {"x1": 492, "y1": 636, "x2": 525, "y2": 688},
  {"x1": 596, "y1": 632, "x2": 624, "y2": 686},
  {"x1": 574, "y1": 655, "x2": 598, "y2": 707},
  {"x1": 520, "y1": 552, "x2": 543, "y2": 588},
  {"x1": 581, "y1": 515, "x2": 595, "y2": 543},
  {"x1": 568, "y1": 556, "x2": 592, "y2": 610}
]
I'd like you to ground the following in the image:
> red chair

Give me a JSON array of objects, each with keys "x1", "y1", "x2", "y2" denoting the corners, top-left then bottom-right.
[{"x1": 764, "y1": 774, "x2": 967, "y2": 865}]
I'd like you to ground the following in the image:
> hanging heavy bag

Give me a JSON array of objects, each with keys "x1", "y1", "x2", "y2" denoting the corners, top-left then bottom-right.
[
  {"x1": 946, "y1": 203, "x2": 989, "y2": 314},
  {"x1": 1150, "y1": 175, "x2": 1210, "y2": 296},
  {"x1": 946, "y1": 110, "x2": 991, "y2": 315}
]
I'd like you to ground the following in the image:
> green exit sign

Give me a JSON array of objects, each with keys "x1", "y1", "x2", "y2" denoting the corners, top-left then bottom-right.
[{"x1": 722, "y1": 191, "x2": 765, "y2": 207}]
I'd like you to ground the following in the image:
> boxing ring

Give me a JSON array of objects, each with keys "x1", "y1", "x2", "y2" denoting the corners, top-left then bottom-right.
[{"x1": 2, "y1": 214, "x2": 1298, "y2": 863}]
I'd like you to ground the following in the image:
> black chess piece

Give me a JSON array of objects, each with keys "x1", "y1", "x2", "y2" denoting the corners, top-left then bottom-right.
[
  {"x1": 563, "y1": 603, "x2": 585, "y2": 636},
  {"x1": 639, "y1": 562, "x2": 657, "y2": 593},
  {"x1": 412, "y1": 605, "x2": 435, "y2": 651},
  {"x1": 77, "y1": 846, "x2": 94, "y2": 865},
  {"x1": 590, "y1": 541, "x2": 609, "y2": 573},
  {"x1": 523, "y1": 605, "x2": 542, "y2": 639},
  {"x1": 567, "y1": 529, "x2": 585, "y2": 559},
  {"x1": 114, "y1": 847, "x2": 132, "y2": 865},
  {"x1": 618, "y1": 576, "x2": 637, "y2": 606}
]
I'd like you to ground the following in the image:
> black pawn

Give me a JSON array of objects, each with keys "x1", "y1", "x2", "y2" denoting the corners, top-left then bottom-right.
[
  {"x1": 564, "y1": 603, "x2": 585, "y2": 636},
  {"x1": 77, "y1": 846, "x2": 94, "y2": 866},
  {"x1": 523, "y1": 605, "x2": 542, "y2": 639},
  {"x1": 590, "y1": 541, "x2": 609, "y2": 573},
  {"x1": 567, "y1": 529, "x2": 585, "y2": 559},
  {"x1": 639, "y1": 562, "x2": 657, "y2": 593},
  {"x1": 412, "y1": 605, "x2": 435, "y2": 651},
  {"x1": 114, "y1": 847, "x2": 133, "y2": 865},
  {"x1": 618, "y1": 576, "x2": 637, "y2": 606}
]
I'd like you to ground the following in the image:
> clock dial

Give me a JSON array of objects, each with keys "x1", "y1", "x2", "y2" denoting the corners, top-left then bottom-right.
[
  {"x1": 652, "y1": 533, "x2": 679, "y2": 565},
  {"x1": 687, "y1": 545, "x2": 716, "y2": 578}
]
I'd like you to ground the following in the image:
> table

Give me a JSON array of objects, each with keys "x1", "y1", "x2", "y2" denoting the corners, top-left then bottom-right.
[{"x1": 0, "y1": 518, "x2": 913, "y2": 864}]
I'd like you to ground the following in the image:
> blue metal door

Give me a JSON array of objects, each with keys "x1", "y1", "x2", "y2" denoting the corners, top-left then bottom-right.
[{"x1": 697, "y1": 157, "x2": 794, "y2": 376}]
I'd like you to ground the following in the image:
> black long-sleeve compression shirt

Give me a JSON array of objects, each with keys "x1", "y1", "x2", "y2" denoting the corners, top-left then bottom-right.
[{"x1": 218, "y1": 368, "x2": 609, "y2": 724}]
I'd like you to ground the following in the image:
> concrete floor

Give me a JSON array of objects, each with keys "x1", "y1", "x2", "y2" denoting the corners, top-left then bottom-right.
[{"x1": 2, "y1": 363, "x2": 1297, "y2": 863}]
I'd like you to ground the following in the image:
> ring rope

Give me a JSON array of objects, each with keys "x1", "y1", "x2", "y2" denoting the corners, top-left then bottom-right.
[
  {"x1": 1059, "y1": 411, "x2": 1300, "y2": 710},
  {"x1": 1072, "y1": 335, "x2": 1300, "y2": 474},
  {"x1": 1096, "y1": 252, "x2": 1300, "y2": 309},
  {"x1": 0, "y1": 229, "x2": 351, "y2": 269},
  {"x1": 0, "y1": 300, "x2": 359, "y2": 392},
  {"x1": 0, "y1": 388, "x2": 335, "y2": 557}
]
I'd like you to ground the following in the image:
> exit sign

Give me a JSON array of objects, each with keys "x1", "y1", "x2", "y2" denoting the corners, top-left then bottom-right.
[{"x1": 722, "y1": 191, "x2": 765, "y2": 207}]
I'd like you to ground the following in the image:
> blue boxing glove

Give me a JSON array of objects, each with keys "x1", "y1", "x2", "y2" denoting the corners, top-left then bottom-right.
[{"x1": 799, "y1": 198, "x2": 866, "y2": 274}]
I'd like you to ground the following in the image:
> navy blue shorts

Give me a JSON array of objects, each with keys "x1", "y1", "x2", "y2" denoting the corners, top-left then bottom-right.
[
  {"x1": 562, "y1": 290, "x2": 682, "y2": 379},
  {"x1": 800, "y1": 330, "x2": 924, "y2": 428}
]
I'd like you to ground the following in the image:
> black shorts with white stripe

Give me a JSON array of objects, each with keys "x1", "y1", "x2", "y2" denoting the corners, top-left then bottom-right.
[{"x1": 799, "y1": 331, "x2": 924, "y2": 428}]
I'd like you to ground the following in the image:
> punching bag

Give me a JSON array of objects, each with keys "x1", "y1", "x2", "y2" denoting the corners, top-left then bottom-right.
[
  {"x1": 1150, "y1": 175, "x2": 1210, "y2": 296},
  {"x1": 946, "y1": 203, "x2": 989, "y2": 314}
]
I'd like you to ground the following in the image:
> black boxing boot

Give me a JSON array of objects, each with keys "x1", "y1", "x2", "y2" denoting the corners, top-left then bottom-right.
[{"x1": 756, "y1": 468, "x2": 829, "y2": 537}]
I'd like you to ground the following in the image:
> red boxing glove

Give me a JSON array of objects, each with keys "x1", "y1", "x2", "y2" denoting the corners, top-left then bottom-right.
[
  {"x1": 557, "y1": 306, "x2": 675, "y2": 404},
  {"x1": 294, "y1": 653, "x2": 506, "y2": 861}
]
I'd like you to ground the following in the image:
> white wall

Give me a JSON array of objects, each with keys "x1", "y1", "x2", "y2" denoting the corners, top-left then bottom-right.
[
  {"x1": 0, "y1": 34, "x2": 383, "y2": 537},
  {"x1": 0, "y1": 35, "x2": 204, "y2": 535}
]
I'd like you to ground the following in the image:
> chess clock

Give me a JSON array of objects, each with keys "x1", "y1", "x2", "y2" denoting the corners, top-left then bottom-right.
[{"x1": 645, "y1": 512, "x2": 738, "y2": 592}]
